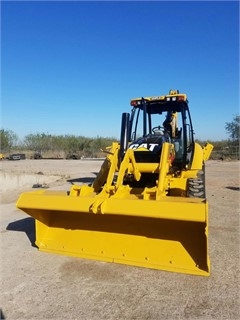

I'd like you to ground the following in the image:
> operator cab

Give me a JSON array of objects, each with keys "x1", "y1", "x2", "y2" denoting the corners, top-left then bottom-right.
[{"x1": 120, "y1": 90, "x2": 195, "y2": 169}]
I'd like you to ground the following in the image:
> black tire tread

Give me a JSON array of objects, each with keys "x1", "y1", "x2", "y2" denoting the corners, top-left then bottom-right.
[{"x1": 187, "y1": 172, "x2": 206, "y2": 198}]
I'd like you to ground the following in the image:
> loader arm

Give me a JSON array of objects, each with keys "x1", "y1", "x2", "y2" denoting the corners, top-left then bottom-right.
[{"x1": 203, "y1": 143, "x2": 214, "y2": 161}]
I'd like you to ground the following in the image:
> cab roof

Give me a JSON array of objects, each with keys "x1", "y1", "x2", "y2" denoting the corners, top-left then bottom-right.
[
  {"x1": 130, "y1": 90, "x2": 189, "y2": 114},
  {"x1": 131, "y1": 90, "x2": 187, "y2": 105}
]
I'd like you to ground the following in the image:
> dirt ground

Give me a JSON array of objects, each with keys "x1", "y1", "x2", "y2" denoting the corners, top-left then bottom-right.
[{"x1": 0, "y1": 159, "x2": 239, "y2": 320}]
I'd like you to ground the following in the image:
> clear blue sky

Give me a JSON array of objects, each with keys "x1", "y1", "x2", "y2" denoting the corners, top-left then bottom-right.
[{"x1": 1, "y1": 0, "x2": 239, "y2": 141}]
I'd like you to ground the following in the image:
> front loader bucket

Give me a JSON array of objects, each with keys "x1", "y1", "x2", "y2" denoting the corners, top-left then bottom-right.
[{"x1": 16, "y1": 190, "x2": 210, "y2": 276}]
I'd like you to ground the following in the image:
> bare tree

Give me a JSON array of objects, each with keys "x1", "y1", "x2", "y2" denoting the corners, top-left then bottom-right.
[
  {"x1": 0, "y1": 129, "x2": 18, "y2": 152},
  {"x1": 225, "y1": 114, "x2": 240, "y2": 142}
]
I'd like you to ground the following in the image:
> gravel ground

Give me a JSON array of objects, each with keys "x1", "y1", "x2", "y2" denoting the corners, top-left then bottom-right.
[{"x1": 0, "y1": 159, "x2": 239, "y2": 320}]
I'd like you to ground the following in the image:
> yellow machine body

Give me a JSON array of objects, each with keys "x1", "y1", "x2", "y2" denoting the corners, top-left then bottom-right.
[{"x1": 16, "y1": 91, "x2": 213, "y2": 276}]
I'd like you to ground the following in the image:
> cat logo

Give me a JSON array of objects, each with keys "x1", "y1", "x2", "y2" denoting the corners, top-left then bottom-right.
[{"x1": 129, "y1": 143, "x2": 159, "y2": 152}]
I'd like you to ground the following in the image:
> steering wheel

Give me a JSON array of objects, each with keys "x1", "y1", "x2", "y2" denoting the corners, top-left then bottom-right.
[{"x1": 152, "y1": 126, "x2": 164, "y2": 135}]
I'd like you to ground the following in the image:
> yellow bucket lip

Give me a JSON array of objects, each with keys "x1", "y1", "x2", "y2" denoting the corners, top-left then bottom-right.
[{"x1": 37, "y1": 245, "x2": 210, "y2": 277}]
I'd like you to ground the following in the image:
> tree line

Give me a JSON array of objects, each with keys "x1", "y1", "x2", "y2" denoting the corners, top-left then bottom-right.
[
  {"x1": 1, "y1": 114, "x2": 239, "y2": 159},
  {"x1": 0, "y1": 131, "x2": 117, "y2": 158}
]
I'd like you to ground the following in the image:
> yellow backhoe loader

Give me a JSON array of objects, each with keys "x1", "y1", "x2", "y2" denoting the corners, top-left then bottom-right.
[{"x1": 16, "y1": 90, "x2": 213, "y2": 276}]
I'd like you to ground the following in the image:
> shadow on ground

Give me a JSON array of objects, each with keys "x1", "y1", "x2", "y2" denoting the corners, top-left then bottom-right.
[
  {"x1": 67, "y1": 177, "x2": 95, "y2": 184},
  {"x1": 7, "y1": 217, "x2": 36, "y2": 247},
  {"x1": 0, "y1": 309, "x2": 5, "y2": 320},
  {"x1": 67, "y1": 172, "x2": 98, "y2": 184},
  {"x1": 226, "y1": 186, "x2": 240, "y2": 191}
]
